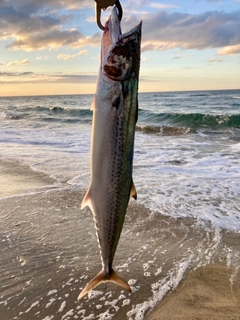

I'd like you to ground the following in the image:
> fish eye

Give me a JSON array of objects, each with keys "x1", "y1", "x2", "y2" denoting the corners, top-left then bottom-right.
[{"x1": 130, "y1": 41, "x2": 137, "y2": 51}]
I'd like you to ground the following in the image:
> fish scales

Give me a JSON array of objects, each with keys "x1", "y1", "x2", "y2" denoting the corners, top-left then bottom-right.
[{"x1": 78, "y1": 7, "x2": 141, "y2": 300}]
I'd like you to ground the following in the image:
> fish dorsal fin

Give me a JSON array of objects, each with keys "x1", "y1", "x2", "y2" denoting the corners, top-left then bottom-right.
[
  {"x1": 90, "y1": 94, "x2": 96, "y2": 111},
  {"x1": 81, "y1": 189, "x2": 93, "y2": 210},
  {"x1": 130, "y1": 180, "x2": 137, "y2": 200}
]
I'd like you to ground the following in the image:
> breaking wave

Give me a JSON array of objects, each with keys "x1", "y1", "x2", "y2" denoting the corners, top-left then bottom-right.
[
  {"x1": 138, "y1": 110, "x2": 240, "y2": 130},
  {"x1": 136, "y1": 124, "x2": 192, "y2": 136},
  {"x1": 2, "y1": 103, "x2": 240, "y2": 130}
]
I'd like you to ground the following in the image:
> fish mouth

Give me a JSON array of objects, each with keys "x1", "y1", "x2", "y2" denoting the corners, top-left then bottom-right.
[
  {"x1": 101, "y1": 7, "x2": 142, "y2": 81},
  {"x1": 103, "y1": 6, "x2": 141, "y2": 50},
  {"x1": 106, "y1": 6, "x2": 122, "y2": 45}
]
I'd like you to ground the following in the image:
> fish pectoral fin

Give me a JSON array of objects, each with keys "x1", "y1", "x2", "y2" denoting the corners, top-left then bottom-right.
[
  {"x1": 78, "y1": 269, "x2": 131, "y2": 300},
  {"x1": 90, "y1": 94, "x2": 96, "y2": 111},
  {"x1": 81, "y1": 189, "x2": 93, "y2": 210},
  {"x1": 130, "y1": 179, "x2": 137, "y2": 200}
]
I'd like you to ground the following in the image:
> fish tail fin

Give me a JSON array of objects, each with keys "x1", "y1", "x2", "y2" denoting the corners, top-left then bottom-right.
[
  {"x1": 77, "y1": 269, "x2": 131, "y2": 300},
  {"x1": 110, "y1": 269, "x2": 132, "y2": 292}
]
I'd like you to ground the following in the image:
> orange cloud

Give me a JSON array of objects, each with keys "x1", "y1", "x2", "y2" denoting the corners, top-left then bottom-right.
[
  {"x1": 207, "y1": 57, "x2": 225, "y2": 63},
  {"x1": 57, "y1": 49, "x2": 88, "y2": 60},
  {"x1": 217, "y1": 45, "x2": 240, "y2": 56},
  {"x1": 6, "y1": 59, "x2": 29, "y2": 68}
]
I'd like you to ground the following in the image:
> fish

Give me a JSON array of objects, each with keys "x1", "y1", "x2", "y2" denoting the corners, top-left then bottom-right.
[{"x1": 78, "y1": 6, "x2": 142, "y2": 300}]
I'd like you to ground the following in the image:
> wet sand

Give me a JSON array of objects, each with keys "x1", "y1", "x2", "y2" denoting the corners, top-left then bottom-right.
[
  {"x1": 146, "y1": 264, "x2": 240, "y2": 320},
  {"x1": 0, "y1": 159, "x2": 240, "y2": 320},
  {"x1": 0, "y1": 159, "x2": 55, "y2": 198}
]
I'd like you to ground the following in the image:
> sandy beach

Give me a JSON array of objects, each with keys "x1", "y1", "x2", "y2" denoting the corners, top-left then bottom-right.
[
  {"x1": 0, "y1": 159, "x2": 55, "y2": 198},
  {"x1": 146, "y1": 264, "x2": 240, "y2": 320},
  {"x1": 1, "y1": 159, "x2": 240, "y2": 320}
]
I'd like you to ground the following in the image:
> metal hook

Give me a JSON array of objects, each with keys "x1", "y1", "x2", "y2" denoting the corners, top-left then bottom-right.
[
  {"x1": 96, "y1": 3, "x2": 105, "y2": 30},
  {"x1": 115, "y1": 0, "x2": 123, "y2": 21},
  {"x1": 95, "y1": 0, "x2": 123, "y2": 31}
]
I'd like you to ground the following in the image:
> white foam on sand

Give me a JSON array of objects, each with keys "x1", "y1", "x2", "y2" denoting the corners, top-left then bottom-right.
[
  {"x1": 127, "y1": 256, "x2": 193, "y2": 320},
  {"x1": 42, "y1": 316, "x2": 55, "y2": 320},
  {"x1": 24, "y1": 300, "x2": 40, "y2": 313},
  {"x1": 47, "y1": 289, "x2": 58, "y2": 296},
  {"x1": 46, "y1": 298, "x2": 56, "y2": 308},
  {"x1": 61, "y1": 309, "x2": 74, "y2": 319},
  {"x1": 58, "y1": 301, "x2": 66, "y2": 313}
]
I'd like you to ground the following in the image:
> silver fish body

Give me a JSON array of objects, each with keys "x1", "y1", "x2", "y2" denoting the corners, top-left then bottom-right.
[{"x1": 78, "y1": 7, "x2": 141, "y2": 300}]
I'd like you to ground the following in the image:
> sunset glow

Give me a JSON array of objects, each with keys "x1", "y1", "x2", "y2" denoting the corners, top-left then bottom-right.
[{"x1": 0, "y1": 0, "x2": 240, "y2": 96}]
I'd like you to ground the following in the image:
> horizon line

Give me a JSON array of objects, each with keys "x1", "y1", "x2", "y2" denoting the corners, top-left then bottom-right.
[{"x1": 1, "y1": 88, "x2": 239, "y2": 98}]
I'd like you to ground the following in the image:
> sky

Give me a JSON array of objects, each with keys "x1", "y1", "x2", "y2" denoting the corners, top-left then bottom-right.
[{"x1": 0, "y1": 0, "x2": 240, "y2": 96}]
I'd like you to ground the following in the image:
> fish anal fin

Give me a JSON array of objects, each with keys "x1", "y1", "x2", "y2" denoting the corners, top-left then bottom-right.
[
  {"x1": 78, "y1": 269, "x2": 131, "y2": 300},
  {"x1": 130, "y1": 179, "x2": 137, "y2": 200},
  {"x1": 81, "y1": 189, "x2": 93, "y2": 210}
]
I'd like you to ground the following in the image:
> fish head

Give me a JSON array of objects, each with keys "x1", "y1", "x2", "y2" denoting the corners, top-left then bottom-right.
[{"x1": 101, "y1": 6, "x2": 142, "y2": 81}]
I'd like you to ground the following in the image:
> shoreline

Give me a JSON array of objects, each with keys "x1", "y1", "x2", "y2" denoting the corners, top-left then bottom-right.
[
  {"x1": 0, "y1": 158, "x2": 240, "y2": 319},
  {"x1": 0, "y1": 158, "x2": 55, "y2": 198}
]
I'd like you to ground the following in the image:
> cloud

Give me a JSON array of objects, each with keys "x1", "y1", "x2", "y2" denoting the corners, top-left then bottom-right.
[
  {"x1": 207, "y1": 57, "x2": 225, "y2": 63},
  {"x1": 0, "y1": 62, "x2": 3, "y2": 67},
  {"x1": 217, "y1": 44, "x2": 240, "y2": 55},
  {"x1": 36, "y1": 56, "x2": 48, "y2": 60},
  {"x1": 149, "y1": 2, "x2": 179, "y2": 9},
  {"x1": 86, "y1": 16, "x2": 95, "y2": 23},
  {"x1": 0, "y1": 71, "x2": 97, "y2": 84},
  {"x1": 0, "y1": 1, "x2": 100, "y2": 51},
  {"x1": 57, "y1": 49, "x2": 88, "y2": 60},
  {"x1": 1, "y1": 0, "x2": 240, "y2": 56},
  {"x1": 0, "y1": 0, "x2": 91, "y2": 13},
  {"x1": 137, "y1": 10, "x2": 240, "y2": 53},
  {"x1": 4, "y1": 27, "x2": 100, "y2": 51},
  {"x1": 20, "y1": 72, "x2": 34, "y2": 76},
  {"x1": 5, "y1": 29, "x2": 83, "y2": 51},
  {"x1": 52, "y1": 73, "x2": 97, "y2": 83},
  {"x1": 6, "y1": 59, "x2": 29, "y2": 68}
]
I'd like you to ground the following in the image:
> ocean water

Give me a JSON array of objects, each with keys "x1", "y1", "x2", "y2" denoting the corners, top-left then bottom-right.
[
  {"x1": 1, "y1": 90, "x2": 240, "y2": 230},
  {"x1": 1, "y1": 90, "x2": 240, "y2": 319}
]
